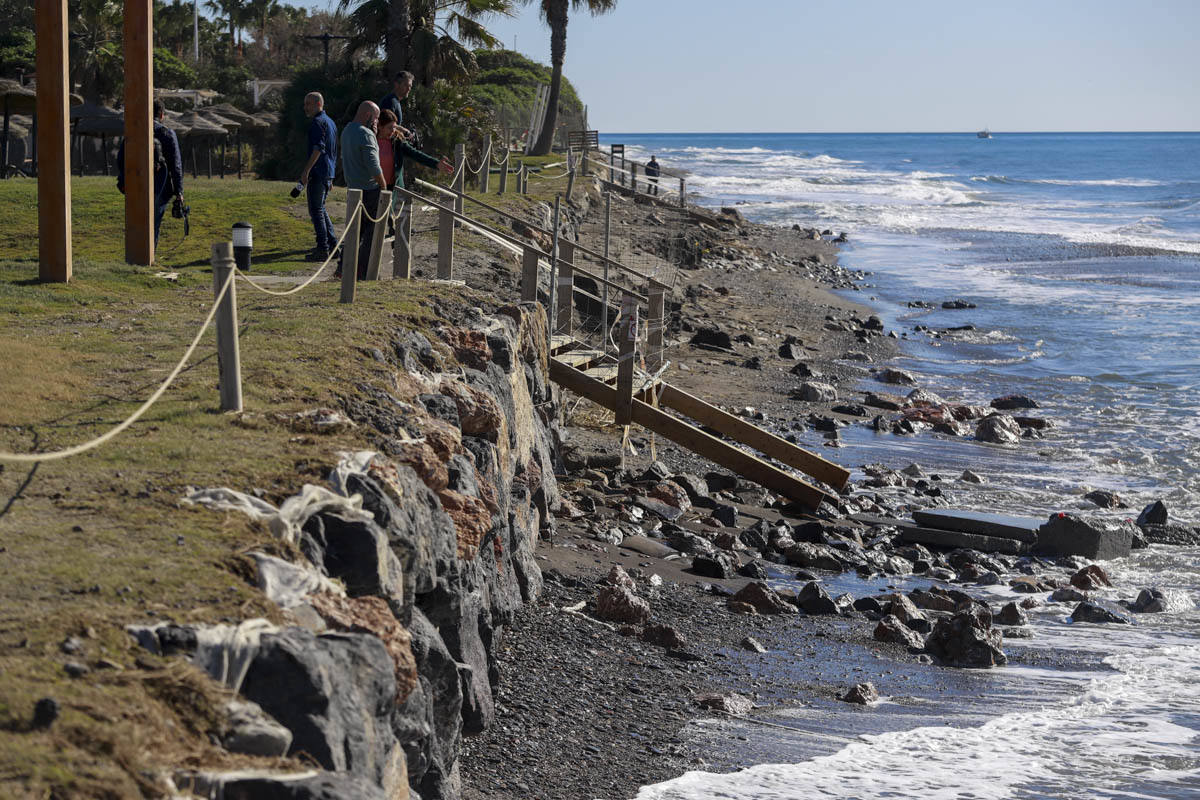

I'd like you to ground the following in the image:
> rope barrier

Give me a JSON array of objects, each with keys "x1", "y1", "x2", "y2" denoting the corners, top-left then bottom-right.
[
  {"x1": 235, "y1": 207, "x2": 361, "y2": 297},
  {"x1": 527, "y1": 168, "x2": 572, "y2": 181},
  {"x1": 0, "y1": 270, "x2": 237, "y2": 463},
  {"x1": 464, "y1": 140, "x2": 492, "y2": 175}
]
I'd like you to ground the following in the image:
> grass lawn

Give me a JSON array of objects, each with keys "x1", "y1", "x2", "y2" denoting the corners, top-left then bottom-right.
[{"x1": 0, "y1": 163, "x2": 575, "y2": 797}]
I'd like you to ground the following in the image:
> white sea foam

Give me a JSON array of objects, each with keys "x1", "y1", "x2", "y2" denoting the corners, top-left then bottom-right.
[{"x1": 635, "y1": 646, "x2": 1200, "y2": 800}]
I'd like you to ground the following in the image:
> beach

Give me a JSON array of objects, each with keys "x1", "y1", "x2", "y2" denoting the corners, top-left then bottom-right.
[{"x1": 458, "y1": 133, "x2": 1200, "y2": 800}]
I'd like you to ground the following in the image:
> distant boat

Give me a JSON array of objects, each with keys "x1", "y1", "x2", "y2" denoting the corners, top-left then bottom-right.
[{"x1": 977, "y1": 128, "x2": 992, "y2": 139}]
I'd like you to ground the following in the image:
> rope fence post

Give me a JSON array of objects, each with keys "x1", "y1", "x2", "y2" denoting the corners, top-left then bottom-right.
[
  {"x1": 340, "y1": 188, "x2": 362, "y2": 304},
  {"x1": 479, "y1": 135, "x2": 491, "y2": 193},
  {"x1": 548, "y1": 195, "x2": 561, "y2": 335},
  {"x1": 615, "y1": 291, "x2": 637, "y2": 426},
  {"x1": 498, "y1": 157, "x2": 508, "y2": 195},
  {"x1": 520, "y1": 163, "x2": 528, "y2": 195},
  {"x1": 520, "y1": 245, "x2": 539, "y2": 302},
  {"x1": 437, "y1": 200, "x2": 455, "y2": 279},
  {"x1": 609, "y1": 149, "x2": 615, "y2": 184},
  {"x1": 631, "y1": 162, "x2": 638, "y2": 194},
  {"x1": 556, "y1": 238, "x2": 574, "y2": 339},
  {"x1": 602, "y1": 191, "x2": 612, "y2": 356},
  {"x1": 364, "y1": 189, "x2": 391, "y2": 280},
  {"x1": 453, "y1": 142, "x2": 465, "y2": 227},
  {"x1": 392, "y1": 200, "x2": 412, "y2": 279},
  {"x1": 648, "y1": 285, "x2": 665, "y2": 374},
  {"x1": 210, "y1": 242, "x2": 243, "y2": 412},
  {"x1": 679, "y1": 177, "x2": 686, "y2": 209},
  {"x1": 565, "y1": 166, "x2": 575, "y2": 202}
]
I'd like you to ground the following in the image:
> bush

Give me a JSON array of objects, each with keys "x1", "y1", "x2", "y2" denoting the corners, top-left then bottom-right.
[{"x1": 154, "y1": 47, "x2": 196, "y2": 89}]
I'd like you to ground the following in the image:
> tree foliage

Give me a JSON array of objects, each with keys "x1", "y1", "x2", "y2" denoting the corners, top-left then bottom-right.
[{"x1": 468, "y1": 49, "x2": 583, "y2": 133}]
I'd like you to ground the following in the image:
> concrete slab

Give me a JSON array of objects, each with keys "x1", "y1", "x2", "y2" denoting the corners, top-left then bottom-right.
[
  {"x1": 912, "y1": 509, "x2": 1041, "y2": 543},
  {"x1": 620, "y1": 535, "x2": 677, "y2": 559},
  {"x1": 1035, "y1": 514, "x2": 1134, "y2": 561},
  {"x1": 849, "y1": 513, "x2": 1026, "y2": 555}
]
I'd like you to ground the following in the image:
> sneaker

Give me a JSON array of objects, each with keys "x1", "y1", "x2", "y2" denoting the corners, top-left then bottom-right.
[{"x1": 305, "y1": 249, "x2": 331, "y2": 262}]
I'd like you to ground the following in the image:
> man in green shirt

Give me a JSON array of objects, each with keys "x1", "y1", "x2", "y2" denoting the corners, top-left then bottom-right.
[{"x1": 338, "y1": 101, "x2": 387, "y2": 279}]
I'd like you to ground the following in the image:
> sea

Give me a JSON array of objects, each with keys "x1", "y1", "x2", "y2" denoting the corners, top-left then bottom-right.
[{"x1": 600, "y1": 132, "x2": 1200, "y2": 800}]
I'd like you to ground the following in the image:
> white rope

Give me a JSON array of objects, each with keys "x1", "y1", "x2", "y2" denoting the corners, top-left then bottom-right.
[
  {"x1": 449, "y1": 159, "x2": 465, "y2": 185},
  {"x1": 360, "y1": 197, "x2": 391, "y2": 224},
  {"x1": 528, "y1": 168, "x2": 571, "y2": 181},
  {"x1": 235, "y1": 207, "x2": 360, "y2": 297},
  {"x1": 0, "y1": 270, "x2": 236, "y2": 463},
  {"x1": 464, "y1": 140, "x2": 492, "y2": 175}
]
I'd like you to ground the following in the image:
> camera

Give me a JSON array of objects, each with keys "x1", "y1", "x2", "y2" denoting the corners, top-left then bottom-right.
[
  {"x1": 171, "y1": 195, "x2": 190, "y2": 236},
  {"x1": 290, "y1": 181, "x2": 304, "y2": 198}
]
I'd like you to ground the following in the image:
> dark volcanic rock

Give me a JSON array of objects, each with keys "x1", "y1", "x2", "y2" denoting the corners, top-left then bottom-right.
[
  {"x1": 1084, "y1": 490, "x2": 1125, "y2": 509},
  {"x1": 995, "y1": 601, "x2": 1028, "y2": 626},
  {"x1": 690, "y1": 327, "x2": 733, "y2": 350},
  {"x1": 1070, "y1": 564, "x2": 1112, "y2": 591},
  {"x1": 1136, "y1": 500, "x2": 1169, "y2": 527},
  {"x1": 1037, "y1": 513, "x2": 1135, "y2": 560},
  {"x1": 840, "y1": 683, "x2": 879, "y2": 705},
  {"x1": 641, "y1": 624, "x2": 688, "y2": 649},
  {"x1": 595, "y1": 586, "x2": 651, "y2": 624},
  {"x1": 873, "y1": 614, "x2": 925, "y2": 649},
  {"x1": 728, "y1": 582, "x2": 794, "y2": 615},
  {"x1": 1070, "y1": 600, "x2": 1132, "y2": 625},
  {"x1": 990, "y1": 394, "x2": 1039, "y2": 410},
  {"x1": 691, "y1": 552, "x2": 737, "y2": 580},
  {"x1": 796, "y1": 581, "x2": 840, "y2": 615},
  {"x1": 976, "y1": 414, "x2": 1022, "y2": 444},
  {"x1": 924, "y1": 608, "x2": 1007, "y2": 668}
]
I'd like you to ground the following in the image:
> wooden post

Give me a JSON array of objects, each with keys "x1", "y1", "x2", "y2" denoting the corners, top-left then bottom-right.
[
  {"x1": 647, "y1": 285, "x2": 665, "y2": 374},
  {"x1": 615, "y1": 292, "x2": 637, "y2": 426},
  {"x1": 236, "y1": 130, "x2": 242, "y2": 179},
  {"x1": 520, "y1": 164, "x2": 528, "y2": 195},
  {"x1": 35, "y1": 0, "x2": 73, "y2": 280},
  {"x1": 479, "y1": 135, "x2": 490, "y2": 193},
  {"x1": 602, "y1": 191, "x2": 611, "y2": 355},
  {"x1": 609, "y1": 149, "x2": 615, "y2": 183},
  {"x1": 548, "y1": 196, "x2": 561, "y2": 334},
  {"x1": 498, "y1": 159, "x2": 508, "y2": 195},
  {"x1": 340, "y1": 188, "x2": 362, "y2": 303},
  {"x1": 220, "y1": 138, "x2": 226, "y2": 178},
  {"x1": 437, "y1": 204, "x2": 454, "y2": 279},
  {"x1": 679, "y1": 177, "x2": 686, "y2": 208},
  {"x1": 556, "y1": 239, "x2": 574, "y2": 338},
  {"x1": 453, "y1": 142, "x2": 464, "y2": 227},
  {"x1": 363, "y1": 189, "x2": 391, "y2": 280},
  {"x1": 631, "y1": 162, "x2": 638, "y2": 194},
  {"x1": 520, "y1": 245, "x2": 539, "y2": 303},
  {"x1": 392, "y1": 200, "x2": 411, "y2": 279},
  {"x1": 191, "y1": 141, "x2": 198, "y2": 179},
  {"x1": 206, "y1": 140, "x2": 212, "y2": 178},
  {"x1": 210, "y1": 242, "x2": 243, "y2": 412},
  {"x1": 122, "y1": 0, "x2": 153, "y2": 266},
  {"x1": 565, "y1": 167, "x2": 575, "y2": 202}
]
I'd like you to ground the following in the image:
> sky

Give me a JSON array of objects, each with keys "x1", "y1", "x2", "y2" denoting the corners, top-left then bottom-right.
[{"x1": 306, "y1": 0, "x2": 1200, "y2": 133}]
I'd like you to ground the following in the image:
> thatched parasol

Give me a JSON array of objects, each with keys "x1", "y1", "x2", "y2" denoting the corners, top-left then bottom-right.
[{"x1": 70, "y1": 101, "x2": 124, "y2": 137}]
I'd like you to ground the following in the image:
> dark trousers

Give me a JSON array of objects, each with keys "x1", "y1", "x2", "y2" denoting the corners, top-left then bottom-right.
[
  {"x1": 648, "y1": 177, "x2": 659, "y2": 196},
  {"x1": 356, "y1": 188, "x2": 381, "y2": 279},
  {"x1": 307, "y1": 178, "x2": 335, "y2": 252}
]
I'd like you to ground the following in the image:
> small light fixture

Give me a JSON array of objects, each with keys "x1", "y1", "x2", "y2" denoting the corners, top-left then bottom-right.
[{"x1": 232, "y1": 222, "x2": 252, "y2": 273}]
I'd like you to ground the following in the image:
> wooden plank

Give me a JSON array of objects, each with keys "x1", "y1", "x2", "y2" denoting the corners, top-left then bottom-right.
[
  {"x1": 550, "y1": 334, "x2": 576, "y2": 354},
  {"x1": 558, "y1": 349, "x2": 606, "y2": 368},
  {"x1": 437, "y1": 206, "x2": 454, "y2": 279},
  {"x1": 911, "y1": 509, "x2": 1041, "y2": 543},
  {"x1": 549, "y1": 361, "x2": 833, "y2": 510},
  {"x1": 121, "y1": 0, "x2": 153, "y2": 266},
  {"x1": 848, "y1": 513, "x2": 1027, "y2": 555},
  {"x1": 615, "y1": 293, "x2": 637, "y2": 425},
  {"x1": 364, "y1": 189, "x2": 390, "y2": 280},
  {"x1": 36, "y1": 0, "x2": 73, "y2": 280},
  {"x1": 642, "y1": 384, "x2": 851, "y2": 490},
  {"x1": 584, "y1": 365, "x2": 619, "y2": 384}
]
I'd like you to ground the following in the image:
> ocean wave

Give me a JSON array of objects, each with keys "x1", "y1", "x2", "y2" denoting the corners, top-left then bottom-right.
[{"x1": 969, "y1": 175, "x2": 1166, "y2": 188}]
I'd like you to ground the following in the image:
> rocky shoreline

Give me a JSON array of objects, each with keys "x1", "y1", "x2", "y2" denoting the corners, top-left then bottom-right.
[{"x1": 456, "y1": 184, "x2": 1200, "y2": 800}]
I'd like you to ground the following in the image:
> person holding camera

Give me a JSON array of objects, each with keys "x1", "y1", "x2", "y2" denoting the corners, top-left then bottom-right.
[
  {"x1": 116, "y1": 99, "x2": 184, "y2": 247},
  {"x1": 297, "y1": 91, "x2": 337, "y2": 262}
]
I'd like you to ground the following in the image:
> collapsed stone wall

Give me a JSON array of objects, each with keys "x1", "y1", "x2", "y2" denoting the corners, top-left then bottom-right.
[{"x1": 145, "y1": 302, "x2": 561, "y2": 800}]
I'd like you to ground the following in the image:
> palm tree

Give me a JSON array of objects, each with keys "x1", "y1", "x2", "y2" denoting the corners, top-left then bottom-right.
[
  {"x1": 524, "y1": 0, "x2": 614, "y2": 155},
  {"x1": 69, "y1": 0, "x2": 123, "y2": 102},
  {"x1": 205, "y1": 0, "x2": 246, "y2": 56},
  {"x1": 245, "y1": 0, "x2": 281, "y2": 52}
]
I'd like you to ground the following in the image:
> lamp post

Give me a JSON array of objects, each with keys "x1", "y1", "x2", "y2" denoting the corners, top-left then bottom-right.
[{"x1": 232, "y1": 222, "x2": 252, "y2": 272}]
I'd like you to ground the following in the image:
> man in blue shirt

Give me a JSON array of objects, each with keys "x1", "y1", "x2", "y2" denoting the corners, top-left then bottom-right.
[
  {"x1": 298, "y1": 92, "x2": 338, "y2": 261},
  {"x1": 116, "y1": 99, "x2": 184, "y2": 248},
  {"x1": 338, "y1": 101, "x2": 386, "y2": 279}
]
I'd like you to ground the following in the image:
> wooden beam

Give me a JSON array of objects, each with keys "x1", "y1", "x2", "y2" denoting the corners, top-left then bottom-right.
[
  {"x1": 123, "y1": 0, "x2": 153, "y2": 265},
  {"x1": 35, "y1": 0, "x2": 72, "y2": 281},
  {"x1": 615, "y1": 293, "x2": 636, "y2": 425},
  {"x1": 437, "y1": 206, "x2": 454, "y2": 279},
  {"x1": 640, "y1": 384, "x2": 851, "y2": 490},
  {"x1": 364, "y1": 189, "x2": 390, "y2": 280},
  {"x1": 549, "y1": 361, "x2": 834, "y2": 509}
]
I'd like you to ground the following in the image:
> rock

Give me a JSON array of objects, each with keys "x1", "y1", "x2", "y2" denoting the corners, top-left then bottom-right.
[
  {"x1": 1051, "y1": 586, "x2": 1088, "y2": 603},
  {"x1": 778, "y1": 342, "x2": 805, "y2": 360},
  {"x1": 1037, "y1": 513, "x2": 1135, "y2": 561},
  {"x1": 831, "y1": 403, "x2": 868, "y2": 417},
  {"x1": 1009, "y1": 575, "x2": 1047, "y2": 593},
  {"x1": 1083, "y1": 489, "x2": 1125, "y2": 509},
  {"x1": 785, "y1": 542, "x2": 845, "y2": 572},
  {"x1": 695, "y1": 692, "x2": 752, "y2": 716},
  {"x1": 901, "y1": 463, "x2": 926, "y2": 478},
  {"x1": 1139, "y1": 523, "x2": 1200, "y2": 546},
  {"x1": 796, "y1": 581, "x2": 840, "y2": 615},
  {"x1": 853, "y1": 596, "x2": 884, "y2": 614},
  {"x1": 636, "y1": 496, "x2": 685, "y2": 522},
  {"x1": 606, "y1": 565, "x2": 636, "y2": 591},
  {"x1": 863, "y1": 392, "x2": 905, "y2": 411},
  {"x1": 649, "y1": 482, "x2": 691, "y2": 514},
  {"x1": 690, "y1": 327, "x2": 733, "y2": 350},
  {"x1": 671, "y1": 473, "x2": 711, "y2": 504},
  {"x1": 32, "y1": 698, "x2": 59, "y2": 729},
  {"x1": 990, "y1": 394, "x2": 1039, "y2": 410},
  {"x1": 1069, "y1": 564, "x2": 1112, "y2": 591},
  {"x1": 975, "y1": 414, "x2": 1022, "y2": 444},
  {"x1": 301, "y1": 511, "x2": 405, "y2": 605},
  {"x1": 795, "y1": 382, "x2": 838, "y2": 402},
  {"x1": 705, "y1": 472, "x2": 739, "y2": 493},
  {"x1": 1128, "y1": 588, "x2": 1192, "y2": 614},
  {"x1": 790, "y1": 362, "x2": 819, "y2": 378},
  {"x1": 908, "y1": 588, "x2": 960, "y2": 613},
  {"x1": 925, "y1": 608, "x2": 1006, "y2": 667},
  {"x1": 711, "y1": 503, "x2": 739, "y2": 528},
  {"x1": 841, "y1": 683, "x2": 878, "y2": 705},
  {"x1": 738, "y1": 560, "x2": 769, "y2": 580},
  {"x1": 220, "y1": 700, "x2": 294, "y2": 758},
  {"x1": 960, "y1": 469, "x2": 984, "y2": 484},
  {"x1": 878, "y1": 368, "x2": 918, "y2": 386},
  {"x1": 740, "y1": 636, "x2": 767, "y2": 653},
  {"x1": 882, "y1": 593, "x2": 926, "y2": 625},
  {"x1": 595, "y1": 586, "x2": 651, "y2": 624},
  {"x1": 641, "y1": 461, "x2": 673, "y2": 483},
  {"x1": 728, "y1": 582, "x2": 794, "y2": 615},
  {"x1": 63, "y1": 661, "x2": 89, "y2": 678},
  {"x1": 641, "y1": 624, "x2": 688, "y2": 649},
  {"x1": 187, "y1": 771, "x2": 391, "y2": 800},
  {"x1": 942, "y1": 299, "x2": 977, "y2": 309},
  {"x1": 995, "y1": 602, "x2": 1028, "y2": 626},
  {"x1": 1070, "y1": 601, "x2": 1132, "y2": 624},
  {"x1": 742, "y1": 356, "x2": 763, "y2": 370},
  {"x1": 1136, "y1": 500, "x2": 1169, "y2": 527},
  {"x1": 727, "y1": 601, "x2": 757, "y2": 615},
  {"x1": 907, "y1": 388, "x2": 946, "y2": 405},
  {"x1": 873, "y1": 615, "x2": 925, "y2": 649},
  {"x1": 691, "y1": 552, "x2": 737, "y2": 580}
]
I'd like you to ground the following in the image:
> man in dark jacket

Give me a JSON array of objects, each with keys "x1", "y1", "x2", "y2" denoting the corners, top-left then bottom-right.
[
  {"x1": 298, "y1": 91, "x2": 338, "y2": 260},
  {"x1": 116, "y1": 99, "x2": 184, "y2": 246},
  {"x1": 645, "y1": 155, "x2": 661, "y2": 196},
  {"x1": 379, "y1": 71, "x2": 414, "y2": 146}
]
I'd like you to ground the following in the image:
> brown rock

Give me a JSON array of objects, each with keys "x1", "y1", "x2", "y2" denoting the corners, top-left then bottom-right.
[
  {"x1": 728, "y1": 581, "x2": 795, "y2": 615},
  {"x1": 882, "y1": 593, "x2": 926, "y2": 624},
  {"x1": 841, "y1": 682, "x2": 879, "y2": 705},
  {"x1": 308, "y1": 594, "x2": 417, "y2": 705},
  {"x1": 873, "y1": 614, "x2": 926, "y2": 649},
  {"x1": 387, "y1": 439, "x2": 449, "y2": 491},
  {"x1": 1070, "y1": 564, "x2": 1112, "y2": 591},
  {"x1": 641, "y1": 624, "x2": 688, "y2": 649},
  {"x1": 439, "y1": 327, "x2": 492, "y2": 371},
  {"x1": 726, "y1": 601, "x2": 758, "y2": 615},
  {"x1": 695, "y1": 692, "x2": 752, "y2": 715},
  {"x1": 437, "y1": 489, "x2": 494, "y2": 560},
  {"x1": 607, "y1": 565, "x2": 636, "y2": 590},
  {"x1": 595, "y1": 586, "x2": 651, "y2": 624},
  {"x1": 649, "y1": 481, "x2": 692, "y2": 514},
  {"x1": 439, "y1": 378, "x2": 504, "y2": 438}
]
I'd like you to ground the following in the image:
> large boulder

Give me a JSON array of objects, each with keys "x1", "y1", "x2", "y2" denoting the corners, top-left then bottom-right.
[
  {"x1": 690, "y1": 327, "x2": 733, "y2": 350},
  {"x1": 873, "y1": 615, "x2": 925, "y2": 649},
  {"x1": 691, "y1": 552, "x2": 737, "y2": 580},
  {"x1": 1070, "y1": 601, "x2": 1132, "y2": 624},
  {"x1": 840, "y1": 683, "x2": 879, "y2": 705},
  {"x1": 795, "y1": 382, "x2": 838, "y2": 403},
  {"x1": 1069, "y1": 564, "x2": 1111, "y2": 591},
  {"x1": 785, "y1": 542, "x2": 846, "y2": 572},
  {"x1": 1136, "y1": 500, "x2": 1169, "y2": 526},
  {"x1": 924, "y1": 608, "x2": 1007, "y2": 668},
  {"x1": 796, "y1": 581, "x2": 839, "y2": 615},
  {"x1": 595, "y1": 586, "x2": 651, "y2": 624},
  {"x1": 728, "y1": 582, "x2": 795, "y2": 615},
  {"x1": 1126, "y1": 588, "x2": 1193, "y2": 614},
  {"x1": 975, "y1": 414, "x2": 1022, "y2": 444},
  {"x1": 995, "y1": 601, "x2": 1029, "y2": 626},
  {"x1": 395, "y1": 608, "x2": 464, "y2": 799},
  {"x1": 1036, "y1": 513, "x2": 1135, "y2": 561}
]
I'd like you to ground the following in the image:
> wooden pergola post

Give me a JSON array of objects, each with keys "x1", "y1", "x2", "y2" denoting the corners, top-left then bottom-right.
[
  {"x1": 123, "y1": 0, "x2": 154, "y2": 265},
  {"x1": 35, "y1": 0, "x2": 72, "y2": 282}
]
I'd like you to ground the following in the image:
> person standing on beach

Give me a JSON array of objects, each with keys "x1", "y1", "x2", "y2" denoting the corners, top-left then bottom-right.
[
  {"x1": 116, "y1": 99, "x2": 184, "y2": 247},
  {"x1": 645, "y1": 155, "x2": 661, "y2": 196},
  {"x1": 298, "y1": 91, "x2": 337, "y2": 261},
  {"x1": 338, "y1": 101, "x2": 386, "y2": 280},
  {"x1": 377, "y1": 109, "x2": 452, "y2": 201},
  {"x1": 379, "y1": 71, "x2": 415, "y2": 145},
  {"x1": 378, "y1": 71, "x2": 454, "y2": 228}
]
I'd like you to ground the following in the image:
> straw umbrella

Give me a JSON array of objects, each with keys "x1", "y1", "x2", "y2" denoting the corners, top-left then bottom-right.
[
  {"x1": 197, "y1": 108, "x2": 241, "y2": 179},
  {"x1": 174, "y1": 111, "x2": 228, "y2": 179},
  {"x1": 69, "y1": 101, "x2": 123, "y2": 175},
  {"x1": 0, "y1": 80, "x2": 35, "y2": 177}
]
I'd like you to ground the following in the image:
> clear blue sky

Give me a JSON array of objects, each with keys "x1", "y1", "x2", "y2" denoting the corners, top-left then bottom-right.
[{"x1": 307, "y1": 0, "x2": 1200, "y2": 132}]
